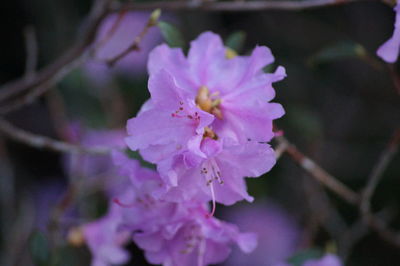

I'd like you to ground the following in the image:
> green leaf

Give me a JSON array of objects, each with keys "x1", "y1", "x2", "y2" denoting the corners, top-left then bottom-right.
[
  {"x1": 308, "y1": 40, "x2": 366, "y2": 66},
  {"x1": 225, "y1": 31, "x2": 246, "y2": 52},
  {"x1": 29, "y1": 231, "x2": 50, "y2": 266},
  {"x1": 158, "y1": 21, "x2": 185, "y2": 48},
  {"x1": 287, "y1": 248, "x2": 324, "y2": 266}
]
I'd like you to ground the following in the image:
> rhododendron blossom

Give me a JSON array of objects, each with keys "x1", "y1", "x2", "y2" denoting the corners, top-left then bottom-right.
[
  {"x1": 377, "y1": 2, "x2": 400, "y2": 63},
  {"x1": 83, "y1": 151, "x2": 257, "y2": 266},
  {"x1": 126, "y1": 31, "x2": 285, "y2": 206}
]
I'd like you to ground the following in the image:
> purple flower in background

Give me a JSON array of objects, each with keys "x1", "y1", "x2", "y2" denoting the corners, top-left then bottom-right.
[
  {"x1": 224, "y1": 202, "x2": 301, "y2": 266},
  {"x1": 64, "y1": 127, "x2": 128, "y2": 197},
  {"x1": 303, "y1": 254, "x2": 343, "y2": 266},
  {"x1": 83, "y1": 204, "x2": 131, "y2": 266},
  {"x1": 32, "y1": 180, "x2": 67, "y2": 230},
  {"x1": 126, "y1": 31, "x2": 284, "y2": 207},
  {"x1": 83, "y1": 12, "x2": 163, "y2": 85},
  {"x1": 377, "y1": 3, "x2": 400, "y2": 63}
]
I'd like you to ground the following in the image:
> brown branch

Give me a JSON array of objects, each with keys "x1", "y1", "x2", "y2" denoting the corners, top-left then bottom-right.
[
  {"x1": 276, "y1": 136, "x2": 360, "y2": 205},
  {"x1": 276, "y1": 134, "x2": 400, "y2": 248},
  {"x1": 112, "y1": 0, "x2": 375, "y2": 12},
  {"x1": 0, "y1": 53, "x2": 91, "y2": 114},
  {"x1": 0, "y1": 0, "x2": 113, "y2": 106},
  {"x1": 0, "y1": 118, "x2": 112, "y2": 155},
  {"x1": 45, "y1": 88, "x2": 72, "y2": 141},
  {"x1": 360, "y1": 129, "x2": 400, "y2": 216}
]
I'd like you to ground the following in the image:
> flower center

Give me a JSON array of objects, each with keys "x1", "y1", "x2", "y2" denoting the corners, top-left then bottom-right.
[{"x1": 195, "y1": 86, "x2": 222, "y2": 119}]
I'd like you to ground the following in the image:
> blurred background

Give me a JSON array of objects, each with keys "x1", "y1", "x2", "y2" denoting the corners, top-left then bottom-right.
[{"x1": 0, "y1": 0, "x2": 399, "y2": 265}]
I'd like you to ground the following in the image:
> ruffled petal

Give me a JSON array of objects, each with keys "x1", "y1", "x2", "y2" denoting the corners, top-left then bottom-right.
[{"x1": 188, "y1": 31, "x2": 226, "y2": 85}]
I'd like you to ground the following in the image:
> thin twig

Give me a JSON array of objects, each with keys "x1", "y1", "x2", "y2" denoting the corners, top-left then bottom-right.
[
  {"x1": 106, "y1": 10, "x2": 160, "y2": 66},
  {"x1": 0, "y1": 52, "x2": 91, "y2": 114},
  {"x1": 276, "y1": 136, "x2": 360, "y2": 205},
  {"x1": 45, "y1": 88, "x2": 72, "y2": 141},
  {"x1": 277, "y1": 134, "x2": 400, "y2": 248},
  {"x1": 360, "y1": 129, "x2": 400, "y2": 216},
  {"x1": 0, "y1": 2, "x2": 157, "y2": 115},
  {"x1": 0, "y1": 0, "x2": 113, "y2": 105},
  {"x1": 112, "y1": 0, "x2": 374, "y2": 12},
  {"x1": 0, "y1": 118, "x2": 112, "y2": 155}
]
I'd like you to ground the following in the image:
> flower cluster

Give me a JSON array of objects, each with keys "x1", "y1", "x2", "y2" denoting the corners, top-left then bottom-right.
[
  {"x1": 83, "y1": 31, "x2": 286, "y2": 266},
  {"x1": 84, "y1": 151, "x2": 257, "y2": 266},
  {"x1": 126, "y1": 31, "x2": 285, "y2": 208}
]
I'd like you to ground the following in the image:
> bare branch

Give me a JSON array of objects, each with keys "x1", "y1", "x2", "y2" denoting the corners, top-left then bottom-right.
[
  {"x1": 112, "y1": 0, "x2": 375, "y2": 12},
  {"x1": 0, "y1": 52, "x2": 91, "y2": 114},
  {"x1": 360, "y1": 129, "x2": 400, "y2": 216},
  {"x1": 0, "y1": 0, "x2": 113, "y2": 105},
  {"x1": 277, "y1": 134, "x2": 400, "y2": 248},
  {"x1": 276, "y1": 136, "x2": 360, "y2": 205},
  {"x1": 106, "y1": 9, "x2": 161, "y2": 66},
  {"x1": 0, "y1": 118, "x2": 112, "y2": 155}
]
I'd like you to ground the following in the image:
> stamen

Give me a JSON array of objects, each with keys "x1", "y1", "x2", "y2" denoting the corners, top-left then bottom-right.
[
  {"x1": 196, "y1": 86, "x2": 213, "y2": 112},
  {"x1": 225, "y1": 47, "x2": 237, "y2": 59},
  {"x1": 203, "y1": 127, "x2": 218, "y2": 140},
  {"x1": 206, "y1": 182, "x2": 216, "y2": 218}
]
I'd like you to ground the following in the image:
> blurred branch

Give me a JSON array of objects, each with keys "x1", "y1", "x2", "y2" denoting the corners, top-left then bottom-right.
[
  {"x1": 359, "y1": 129, "x2": 400, "y2": 246},
  {"x1": 277, "y1": 134, "x2": 400, "y2": 248},
  {"x1": 0, "y1": 119, "x2": 112, "y2": 155},
  {"x1": 0, "y1": 2, "x2": 158, "y2": 115},
  {"x1": 113, "y1": 0, "x2": 375, "y2": 12},
  {"x1": 276, "y1": 136, "x2": 360, "y2": 205},
  {"x1": 360, "y1": 129, "x2": 400, "y2": 217},
  {"x1": 0, "y1": 0, "x2": 113, "y2": 113},
  {"x1": 45, "y1": 88, "x2": 72, "y2": 141},
  {"x1": 106, "y1": 9, "x2": 161, "y2": 66}
]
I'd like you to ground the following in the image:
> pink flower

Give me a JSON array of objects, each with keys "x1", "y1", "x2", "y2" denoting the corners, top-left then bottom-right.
[
  {"x1": 157, "y1": 139, "x2": 276, "y2": 206},
  {"x1": 64, "y1": 128, "x2": 128, "y2": 197},
  {"x1": 85, "y1": 151, "x2": 257, "y2": 266},
  {"x1": 133, "y1": 204, "x2": 257, "y2": 266},
  {"x1": 377, "y1": 3, "x2": 400, "y2": 63},
  {"x1": 126, "y1": 31, "x2": 284, "y2": 206},
  {"x1": 303, "y1": 254, "x2": 343, "y2": 266}
]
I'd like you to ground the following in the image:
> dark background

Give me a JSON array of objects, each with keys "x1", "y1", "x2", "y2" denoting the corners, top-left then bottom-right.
[{"x1": 0, "y1": 0, "x2": 399, "y2": 265}]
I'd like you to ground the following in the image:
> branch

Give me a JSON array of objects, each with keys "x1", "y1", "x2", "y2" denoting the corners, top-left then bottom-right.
[
  {"x1": 276, "y1": 134, "x2": 400, "y2": 248},
  {"x1": 106, "y1": 9, "x2": 161, "y2": 66},
  {"x1": 360, "y1": 129, "x2": 400, "y2": 217},
  {"x1": 0, "y1": 119, "x2": 112, "y2": 155},
  {"x1": 112, "y1": 0, "x2": 374, "y2": 12},
  {"x1": 0, "y1": 0, "x2": 113, "y2": 106},
  {"x1": 276, "y1": 136, "x2": 360, "y2": 205}
]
